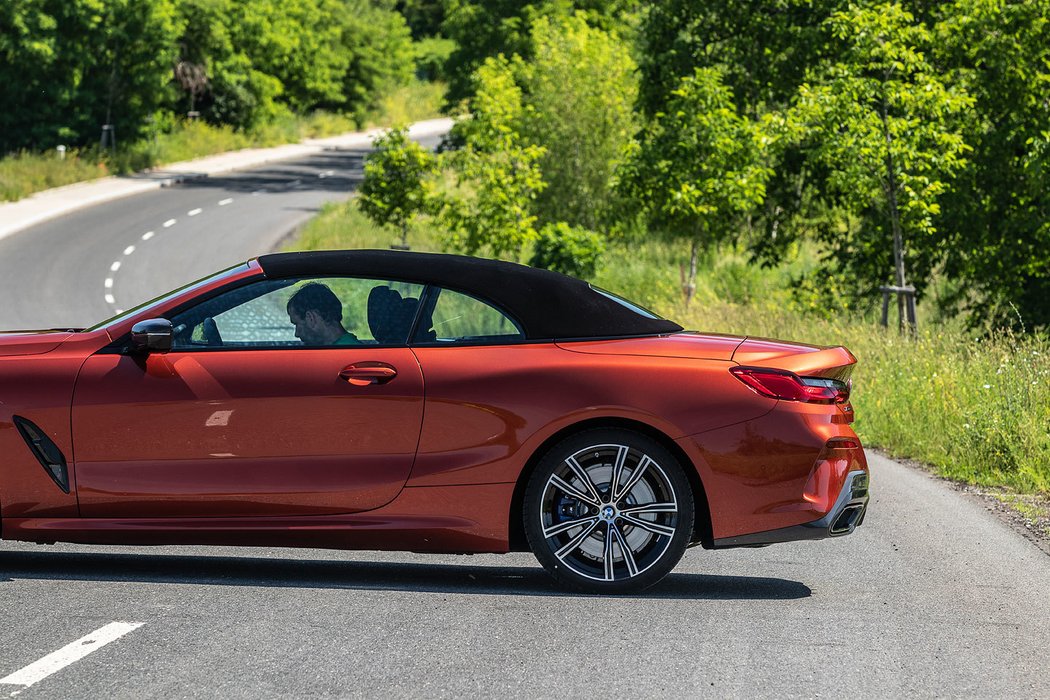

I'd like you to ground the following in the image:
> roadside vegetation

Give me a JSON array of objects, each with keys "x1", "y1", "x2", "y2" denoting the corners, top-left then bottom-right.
[{"x1": 0, "y1": 1, "x2": 445, "y2": 201}]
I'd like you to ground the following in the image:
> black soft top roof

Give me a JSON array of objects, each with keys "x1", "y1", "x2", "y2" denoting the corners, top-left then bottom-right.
[{"x1": 257, "y1": 250, "x2": 682, "y2": 340}]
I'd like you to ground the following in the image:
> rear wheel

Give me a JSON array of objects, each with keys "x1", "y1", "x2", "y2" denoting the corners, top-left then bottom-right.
[{"x1": 523, "y1": 428, "x2": 694, "y2": 593}]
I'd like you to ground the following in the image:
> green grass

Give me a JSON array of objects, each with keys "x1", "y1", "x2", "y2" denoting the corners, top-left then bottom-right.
[
  {"x1": 288, "y1": 202, "x2": 1050, "y2": 497},
  {"x1": 0, "y1": 81, "x2": 447, "y2": 203},
  {"x1": 0, "y1": 150, "x2": 112, "y2": 201}
]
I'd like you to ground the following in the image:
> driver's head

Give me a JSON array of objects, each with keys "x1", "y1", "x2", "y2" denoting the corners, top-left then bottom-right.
[{"x1": 287, "y1": 283, "x2": 343, "y2": 345}]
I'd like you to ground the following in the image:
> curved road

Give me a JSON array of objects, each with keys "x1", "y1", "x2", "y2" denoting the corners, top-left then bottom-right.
[{"x1": 0, "y1": 142, "x2": 1048, "y2": 697}]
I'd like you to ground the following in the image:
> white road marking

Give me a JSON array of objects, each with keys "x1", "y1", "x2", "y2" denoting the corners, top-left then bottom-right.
[
  {"x1": 163, "y1": 219, "x2": 176, "y2": 228},
  {"x1": 218, "y1": 198, "x2": 233, "y2": 206},
  {"x1": 0, "y1": 622, "x2": 144, "y2": 690},
  {"x1": 188, "y1": 208, "x2": 202, "y2": 216},
  {"x1": 123, "y1": 245, "x2": 135, "y2": 256},
  {"x1": 110, "y1": 261, "x2": 121, "y2": 272},
  {"x1": 104, "y1": 278, "x2": 113, "y2": 289},
  {"x1": 104, "y1": 294, "x2": 115, "y2": 304},
  {"x1": 141, "y1": 231, "x2": 155, "y2": 241},
  {"x1": 318, "y1": 170, "x2": 334, "y2": 179}
]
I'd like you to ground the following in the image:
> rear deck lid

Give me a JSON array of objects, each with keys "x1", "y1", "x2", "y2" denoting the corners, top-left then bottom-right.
[
  {"x1": 557, "y1": 332, "x2": 745, "y2": 361},
  {"x1": 733, "y1": 337, "x2": 857, "y2": 381}
]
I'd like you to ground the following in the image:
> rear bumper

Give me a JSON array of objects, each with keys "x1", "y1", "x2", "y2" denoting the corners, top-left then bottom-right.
[{"x1": 712, "y1": 470, "x2": 870, "y2": 548}]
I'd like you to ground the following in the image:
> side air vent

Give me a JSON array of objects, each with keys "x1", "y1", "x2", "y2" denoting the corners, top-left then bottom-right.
[{"x1": 13, "y1": 416, "x2": 70, "y2": 493}]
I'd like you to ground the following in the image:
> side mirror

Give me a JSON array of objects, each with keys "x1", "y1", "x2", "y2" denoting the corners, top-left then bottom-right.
[{"x1": 130, "y1": 318, "x2": 173, "y2": 353}]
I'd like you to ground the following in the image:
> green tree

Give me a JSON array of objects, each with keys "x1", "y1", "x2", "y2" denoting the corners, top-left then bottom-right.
[
  {"x1": 175, "y1": 0, "x2": 283, "y2": 128},
  {"x1": 793, "y1": 3, "x2": 972, "y2": 329},
  {"x1": 635, "y1": 0, "x2": 843, "y2": 120},
  {"x1": 519, "y1": 14, "x2": 637, "y2": 230},
  {"x1": 337, "y1": 1, "x2": 415, "y2": 118},
  {"x1": 441, "y1": 56, "x2": 546, "y2": 258},
  {"x1": 0, "y1": 0, "x2": 182, "y2": 152},
  {"x1": 618, "y1": 68, "x2": 772, "y2": 304},
  {"x1": 440, "y1": 0, "x2": 639, "y2": 104},
  {"x1": 933, "y1": 0, "x2": 1050, "y2": 328},
  {"x1": 358, "y1": 126, "x2": 439, "y2": 249},
  {"x1": 529, "y1": 222, "x2": 604, "y2": 278}
]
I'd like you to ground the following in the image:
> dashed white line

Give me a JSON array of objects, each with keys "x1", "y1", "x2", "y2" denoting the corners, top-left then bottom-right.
[
  {"x1": 218, "y1": 198, "x2": 233, "y2": 206},
  {"x1": 163, "y1": 219, "x2": 176, "y2": 228},
  {"x1": 188, "y1": 208, "x2": 202, "y2": 217},
  {"x1": 110, "y1": 261, "x2": 121, "y2": 272},
  {"x1": 104, "y1": 278, "x2": 113, "y2": 289},
  {"x1": 141, "y1": 231, "x2": 154, "y2": 241},
  {"x1": 104, "y1": 294, "x2": 115, "y2": 305},
  {"x1": 318, "y1": 170, "x2": 334, "y2": 179},
  {"x1": 123, "y1": 245, "x2": 135, "y2": 256},
  {"x1": 0, "y1": 622, "x2": 144, "y2": 691}
]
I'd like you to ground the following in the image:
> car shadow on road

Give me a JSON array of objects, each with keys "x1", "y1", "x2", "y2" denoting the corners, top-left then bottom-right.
[{"x1": 0, "y1": 551, "x2": 811, "y2": 600}]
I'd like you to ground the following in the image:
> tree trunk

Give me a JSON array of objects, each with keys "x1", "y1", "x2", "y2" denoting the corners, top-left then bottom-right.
[
  {"x1": 683, "y1": 238, "x2": 699, "y2": 306},
  {"x1": 880, "y1": 98, "x2": 913, "y2": 333}
]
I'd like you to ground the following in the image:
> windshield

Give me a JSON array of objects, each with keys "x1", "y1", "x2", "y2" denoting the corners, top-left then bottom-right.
[{"x1": 85, "y1": 263, "x2": 251, "y2": 332}]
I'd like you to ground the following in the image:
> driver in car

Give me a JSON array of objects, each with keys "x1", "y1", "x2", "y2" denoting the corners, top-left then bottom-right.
[{"x1": 286, "y1": 282, "x2": 360, "y2": 345}]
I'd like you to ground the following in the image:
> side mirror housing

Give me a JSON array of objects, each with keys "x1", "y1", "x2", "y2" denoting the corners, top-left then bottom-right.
[{"x1": 130, "y1": 318, "x2": 173, "y2": 353}]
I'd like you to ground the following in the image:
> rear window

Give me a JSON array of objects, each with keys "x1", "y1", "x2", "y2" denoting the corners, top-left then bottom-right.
[{"x1": 589, "y1": 285, "x2": 664, "y2": 320}]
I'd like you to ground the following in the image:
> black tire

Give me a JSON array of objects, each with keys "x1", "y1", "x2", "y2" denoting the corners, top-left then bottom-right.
[{"x1": 523, "y1": 428, "x2": 695, "y2": 594}]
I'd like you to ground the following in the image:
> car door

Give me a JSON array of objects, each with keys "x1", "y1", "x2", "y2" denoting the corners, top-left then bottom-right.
[{"x1": 71, "y1": 276, "x2": 426, "y2": 518}]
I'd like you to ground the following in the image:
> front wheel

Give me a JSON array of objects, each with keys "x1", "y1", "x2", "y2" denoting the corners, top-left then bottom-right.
[{"x1": 523, "y1": 428, "x2": 695, "y2": 594}]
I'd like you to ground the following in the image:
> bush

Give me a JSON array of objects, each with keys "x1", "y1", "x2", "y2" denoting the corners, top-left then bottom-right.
[{"x1": 529, "y1": 222, "x2": 605, "y2": 278}]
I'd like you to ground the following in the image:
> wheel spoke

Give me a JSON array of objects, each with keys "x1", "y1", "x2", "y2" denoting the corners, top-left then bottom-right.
[
  {"x1": 603, "y1": 522, "x2": 616, "y2": 581},
  {"x1": 565, "y1": 456, "x2": 603, "y2": 505},
  {"x1": 609, "y1": 445, "x2": 628, "y2": 501},
  {"x1": 620, "y1": 502, "x2": 678, "y2": 516},
  {"x1": 614, "y1": 455, "x2": 652, "y2": 501},
  {"x1": 549, "y1": 473, "x2": 600, "y2": 507},
  {"x1": 610, "y1": 522, "x2": 639, "y2": 578},
  {"x1": 543, "y1": 515, "x2": 599, "y2": 539},
  {"x1": 621, "y1": 513, "x2": 676, "y2": 538},
  {"x1": 554, "y1": 519, "x2": 601, "y2": 561}
]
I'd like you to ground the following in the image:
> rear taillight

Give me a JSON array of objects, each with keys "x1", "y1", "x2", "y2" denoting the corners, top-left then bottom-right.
[{"x1": 730, "y1": 366, "x2": 851, "y2": 404}]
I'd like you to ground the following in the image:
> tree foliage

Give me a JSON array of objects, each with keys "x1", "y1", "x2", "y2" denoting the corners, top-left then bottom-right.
[
  {"x1": 934, "y1": 0, "x2": 1050, "y2": 328},
  {"x1": 792, "y1": 4, "x2": 972, "y2": 310},
  {"x1": 618, "y1": 68, "x2": 772, "y2": 303},
  {"x1": 0, "y1": 0, "x2": 417, "y2": 148},
  {"x1": 441, "y1": 57, "x2": 547, "y2": 258},
  {"x1": 0, "y1": 0, "x2": 182, "y2": 152},
  {"x1": 519, "y1": 14, "x2": 636, "y2": 230},
  {"x1": 440, "y1": 0, "x2": 639, "y2": 104},
  {"x1": 529, "y1": 222, "x2": 604, "y2": 278},
  {"x1": 358, "y1": 126, "x2": 439, "y2": 248}
]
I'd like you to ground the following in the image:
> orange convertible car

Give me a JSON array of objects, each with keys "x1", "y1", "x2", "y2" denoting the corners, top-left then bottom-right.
[{"x1": 0, "y1": 250, "x2": 868, "y2": 592}]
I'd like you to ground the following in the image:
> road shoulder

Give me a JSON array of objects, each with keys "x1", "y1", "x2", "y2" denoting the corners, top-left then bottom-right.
[{"x1": 876, "y1": 448, "x2": 1050, "y2": 556}]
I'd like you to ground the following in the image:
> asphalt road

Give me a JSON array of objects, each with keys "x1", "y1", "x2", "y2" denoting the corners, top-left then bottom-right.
[
  {"x1": 1, "y1": 142, "x2": 1048, "y2": 698},
  {"x1": 1, "y1": 454, "x2": 1048, "y2": 698}
]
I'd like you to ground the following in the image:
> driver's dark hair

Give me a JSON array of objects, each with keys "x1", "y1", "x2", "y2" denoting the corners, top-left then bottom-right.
[{"x1": 287, "y1": 282, "x2": 342, "y2": 323}]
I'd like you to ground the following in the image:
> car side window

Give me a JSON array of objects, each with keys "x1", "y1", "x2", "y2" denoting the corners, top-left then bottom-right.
[
  {"x1": 168, "y1": 277, "x2": 424, "y2": 349},
  {"x1": 414, "y1": 288, "x2": 524, "y2": 344}
]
